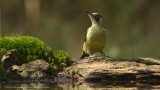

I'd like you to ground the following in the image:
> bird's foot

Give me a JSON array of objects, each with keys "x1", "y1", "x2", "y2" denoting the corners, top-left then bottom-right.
[
  {"x1": 88, "y1": 55, "x2": 95, "y2": 59},
  {"x1": 89, "y1": 55, "x2": 96, "y2": 58},
  {"x1": 88, "y1": 55, "x2": 95, "y2": 60}
]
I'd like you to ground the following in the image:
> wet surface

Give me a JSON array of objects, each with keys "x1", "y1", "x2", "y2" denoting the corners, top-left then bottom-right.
[{"x1": 1, "y1": 79, "x2": 160, "y2": 90}]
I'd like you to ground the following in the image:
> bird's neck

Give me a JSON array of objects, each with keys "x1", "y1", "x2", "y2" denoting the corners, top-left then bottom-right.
[{"x1": 91, "y1": 23, "x2": 102, "y2": 28}]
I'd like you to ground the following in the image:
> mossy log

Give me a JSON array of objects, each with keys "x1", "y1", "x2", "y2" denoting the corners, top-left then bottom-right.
[{"x1": 58, "y1": 56, "x2": 160, "y2": 87}]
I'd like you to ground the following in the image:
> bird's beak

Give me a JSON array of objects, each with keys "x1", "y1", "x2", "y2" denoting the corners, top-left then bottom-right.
[
  {"x1": 85, "y1": 10, "x2": 97, "y2": 24},
  {"x1": 85, "y1": 10, "x2": 93, "y2": 17},
  {"x1": 85, "y1": 11, "x2": 92, "y2": 16}
]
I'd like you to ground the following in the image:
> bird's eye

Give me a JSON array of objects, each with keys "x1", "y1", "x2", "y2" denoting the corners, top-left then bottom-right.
[{"x1": 93, "y1": 15, "x2": 101, "y2": 22}]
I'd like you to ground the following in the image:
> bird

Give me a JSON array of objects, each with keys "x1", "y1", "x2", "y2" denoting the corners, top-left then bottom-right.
[{"x1": 80, "y1": 11, "x2": 107, "y2": 59}]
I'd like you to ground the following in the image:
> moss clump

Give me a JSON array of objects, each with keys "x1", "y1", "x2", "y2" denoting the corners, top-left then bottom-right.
[{"x1": 0, "y1": 35, "x2": 71, "y2": 74}]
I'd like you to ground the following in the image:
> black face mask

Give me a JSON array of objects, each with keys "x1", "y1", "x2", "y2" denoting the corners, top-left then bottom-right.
[{"x1": 93, "y1": 14, "x2": 102, "y2": 23}]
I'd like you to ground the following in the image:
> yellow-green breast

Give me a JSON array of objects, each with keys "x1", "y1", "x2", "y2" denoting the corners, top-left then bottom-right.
[{"x1": 83, "y1": 24, "x2": 107, "y2": 54}]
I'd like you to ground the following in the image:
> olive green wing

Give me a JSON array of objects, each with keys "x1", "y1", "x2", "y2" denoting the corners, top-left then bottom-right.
[
  {"x1": 84, "y1": 28, "x2": 90, "y2": 43},
  {"x1": 80, "y1": 28, "x2": 90, "y2": 59}
]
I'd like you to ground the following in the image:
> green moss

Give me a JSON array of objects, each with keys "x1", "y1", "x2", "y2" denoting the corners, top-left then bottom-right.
[{"x1": 0, "y1": 35, "x2": 71, "y2": 75}]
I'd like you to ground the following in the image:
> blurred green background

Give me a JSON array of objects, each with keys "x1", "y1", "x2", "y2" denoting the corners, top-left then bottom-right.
[{"x1": 1, "y1": 0, "x2": 160, "y2": 59}]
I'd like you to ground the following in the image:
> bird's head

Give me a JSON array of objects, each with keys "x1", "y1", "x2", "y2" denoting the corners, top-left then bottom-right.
[{"x1": 85, "y1": 11, "x2": 103, "y2": 25}]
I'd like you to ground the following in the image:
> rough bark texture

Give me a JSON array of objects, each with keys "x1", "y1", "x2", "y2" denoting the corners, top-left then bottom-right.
[
  {"x1": 1, "y1": 49, "x2": 18, "y2": 68},
  {"x1": 58, "y1": 56, "x2": 160, "y2": 86},
  {"x1": 5, "y1": 60, "x2": 51, "y2": 80}
]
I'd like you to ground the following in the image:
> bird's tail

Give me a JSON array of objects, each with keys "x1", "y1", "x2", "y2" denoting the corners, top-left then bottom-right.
[{"x1": 80, "y1": 51, "x2": 89, "y2": 59}]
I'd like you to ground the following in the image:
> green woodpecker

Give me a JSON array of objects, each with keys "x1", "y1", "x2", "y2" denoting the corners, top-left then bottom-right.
[{"x1": 80, "y1": 11, "x2": 107, "y2": 59}]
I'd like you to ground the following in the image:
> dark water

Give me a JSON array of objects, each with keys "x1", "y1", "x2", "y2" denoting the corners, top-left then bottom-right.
[{"x1": 1, "y1": 81, "x2": 160, "y2": 90}]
